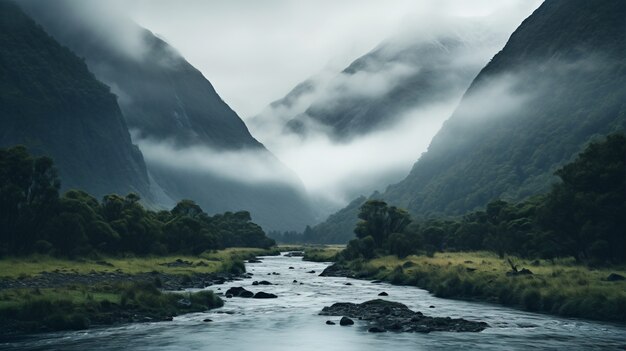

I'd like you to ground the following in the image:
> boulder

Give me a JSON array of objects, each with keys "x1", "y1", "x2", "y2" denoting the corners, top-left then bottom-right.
[
  {"x1": 368, "y1": 326, "x2": 386, "y2": 333},
  {"x1": 339, "y1": 317, "x2": 354, "y2": 326},
  {"x1": 326, "y1": 320, "x2": 336, "y2": 325},
  {"x1": 258, "y1": 280, "x2": 273, "y2": 285},
  {"x1": 253, "y1": 292, "x2": 278, "y2": 299},
  {"x1": 378, "y1": 292, "x2": 388, "y2": 296},
  {"x1": 225, "y1": 287, "x2": 254, "y2": 298}
]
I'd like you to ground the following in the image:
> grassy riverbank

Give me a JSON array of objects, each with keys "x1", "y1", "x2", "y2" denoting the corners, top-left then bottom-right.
[
  {"x1": 0, "y1": 247, "x2": 278, "y2": 336},
  {"x1": 302, "y1": 245, "x2": 345, "y2": 262},
  {"x1": 337, "y1": 252, "x2": 626, "y2": 323},
  {"x1": 0, "y1": 247, "x2": 279, "y2": 280},
  {"x1": 0, "y1": 281, "x2": 223, "y2": 334}
]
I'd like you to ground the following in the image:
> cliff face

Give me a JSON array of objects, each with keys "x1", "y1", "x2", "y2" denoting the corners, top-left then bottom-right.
[{"x1": 0, "y1": 0, "x2": 151, "y2": 199}]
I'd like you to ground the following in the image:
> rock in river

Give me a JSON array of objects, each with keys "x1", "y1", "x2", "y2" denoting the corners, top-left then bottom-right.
[
  {"x1": 320, "y1": 299, "x2": 488, "y2": 333},
  {"x1": 253, "y1": 292, "x2": 278, "y2": 299},
  {"x1": 225, "y1": 287, "x2": 254, "y2": 298},
  {"x1": 339, "y1": 317, "x2": 354, "y2": 326}
]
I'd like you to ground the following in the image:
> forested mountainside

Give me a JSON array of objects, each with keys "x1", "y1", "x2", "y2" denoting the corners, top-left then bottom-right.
[
  {"x1": 19, "y1": 1, "x2": 315, "y2": 231},
  {"x1": 384, "y1": 0, "x2": 625, "y2": 215},
  {"x1": 0, "y1": 0, "x2": 151, "y2": 199},
  {"x1": 305, "y1": 0, "x2": 626, "y2": 243}
]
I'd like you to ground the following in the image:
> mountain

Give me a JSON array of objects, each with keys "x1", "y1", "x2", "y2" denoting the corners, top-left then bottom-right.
[
  {"x1": 309, "y1": 0, "x2": 626, "y2": 243},
  {"x1": 250, "y1": 22, "x2": 508, "y2": 143},
  {"x1": 19, "y1": 1, "x2": 316, "y2": 231},
  {"x1": 0, "y1": 0, "x2": 151, "y2": 199}
]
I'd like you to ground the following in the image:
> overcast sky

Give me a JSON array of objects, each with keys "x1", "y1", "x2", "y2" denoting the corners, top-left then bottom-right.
[{"x1": 122, "y1": 0, "x2": 542, "y2": 118}]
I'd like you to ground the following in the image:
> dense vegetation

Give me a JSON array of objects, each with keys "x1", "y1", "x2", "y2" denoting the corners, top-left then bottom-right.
[
  {"x1": 0, "y1": 0, "x2": 151, "y2": 199},
  {"x1": 342, "y1": 134, "x2": 626, "y2": 264},
  {"x1": 0, "y1": 146, "x2": 275, "y2": 257}
]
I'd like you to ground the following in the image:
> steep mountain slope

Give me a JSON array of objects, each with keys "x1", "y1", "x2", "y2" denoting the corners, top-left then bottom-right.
[
  {"x1": 20, "y1": 1, "x2": 315, "y2": 231},
  {"x1": 309, "y1": 0, "x2": 626, "y2": 243},
  {"x1": 252, "y1": 28, "x2": 501, "y2": 142},
  {"x1": 0, "y1": 0, "x2": 151, "y2": 199},
  {"x1": 385, "y1": 0, "x2": 626, "y2": 216}
]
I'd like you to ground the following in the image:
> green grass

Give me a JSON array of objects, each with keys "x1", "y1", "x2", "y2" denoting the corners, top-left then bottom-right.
[
  {"x1": 0, "y1": 281, "x2": 223, "y2": 333},
  {"x1": 343, "y1": 252, "x2": 626, "y2": 322},
  {"x1": 0, "y1": 247, "x2": 279, "y2": 280},
  {"x1": 303, "y1": 245, "x2": 345, "y2": 262}
]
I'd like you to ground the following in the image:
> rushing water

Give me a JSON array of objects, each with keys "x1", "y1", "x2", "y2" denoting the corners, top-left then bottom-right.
[{"x1": 2, "y1": 255, "x2": 625, "y2": 351}]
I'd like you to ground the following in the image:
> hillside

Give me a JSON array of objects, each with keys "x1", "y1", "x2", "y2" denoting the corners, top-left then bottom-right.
[
  {"x1": 0, "y1": 0, "x2": 151, "y2": 199},
  {"x1": 20, "y1": 1, "x2": 316, "y2": 231},
  {"x1": 308, "y1": 0, "x2": 626, "y2": 243},
  {"x1": 384, "y1": 0, "x2": 626, "y2": 216}
]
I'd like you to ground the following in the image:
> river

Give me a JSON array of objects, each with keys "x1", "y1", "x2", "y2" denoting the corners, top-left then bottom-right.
[{"x1": 2, "y1": 254, "x2": 625, "y2": 350}]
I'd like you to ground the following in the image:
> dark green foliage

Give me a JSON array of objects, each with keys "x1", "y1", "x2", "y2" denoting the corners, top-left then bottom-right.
[
  {"x1": 0, "y1": 146, "x2": 275, "y2": 256},
  {"x1": 0, "y1": 0, "x2": 151, "y2": 199},
  {"x1": 344, "y1": 134, "x2": 626, "y2": 263}
]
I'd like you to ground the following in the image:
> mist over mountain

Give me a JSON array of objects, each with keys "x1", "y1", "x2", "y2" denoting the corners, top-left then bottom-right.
[
  {"x1": 308, "y1": 0, "x2": 626, "y2": 243},
  {"x1": 248, "y1": 6, "x2": 537, "y2": 211},
  {"x1": 18, "y1": 0, "x2": 316, "y2": 231},
  {"x1": 0, "y1": 0, "x2": 151, "y2": 200}
]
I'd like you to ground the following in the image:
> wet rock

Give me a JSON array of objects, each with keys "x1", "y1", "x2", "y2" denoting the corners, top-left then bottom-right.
[
  {"x1": 339, "y1": 317, "x2": 354, "y2": 326},
  {"x1": 293, "y1": 280, "x2": 298, "y2": 283},
  {"x1": 306, "y1": 270, "x2": 316, "y2": 274},
  {"x1": 344, "y1": 282, "x2": 352, "y2": 286},
  {"x1": 320, "y1": 299, "x2": 488, "y2": 333},
  {"x1": 258, "y1": 280, "x2": 272, "y2": 285},
  {"x1": 326, "y1": 320, "x2": 336, "y2": 325},
  {"x1": 253, "y1": 292, "x2": 278, "y2": 299},
  {"x1": 607, "y1": 273, "x2": 625, "y2": 281},
  {"x1": 319, "y1": 264, "x2": 355, "y2": 278},
  {"x1": 203, "y1": 318, "x2": 213, "y2": 322},
  {"x1": 429, "y1": 305, "x2": 435, "y2": 308},
  {"x1": 289, "y1": 267, "x2": 295, "y2": 269},
  {"x1": 378, "y1": 292, "x2": 388, "y2": 296},
  {"x1": 368, "y1": 326, "x2": 386, "y2": 333},
  {"x1": 225, "y1": 287, "x2": 254, "y2": 298},
  {"x1": 248, "y1": 259, "x2": 262, "y2": 263},
  {"x1": 371, "y1": 280, "x2": 383, "y2": 284},
  {"x1": 272, "y1": 272, "x2": 280, "y2": 275}
]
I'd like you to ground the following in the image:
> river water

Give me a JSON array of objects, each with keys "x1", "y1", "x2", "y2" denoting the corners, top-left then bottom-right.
[{"x1": 2, "y1": 254, "x2": 625, "y2": 351}]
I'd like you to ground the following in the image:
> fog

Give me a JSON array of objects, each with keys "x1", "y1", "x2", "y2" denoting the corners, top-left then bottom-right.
[{"x1": 19, "y1": 0, "x2": 544, "y2": 219}]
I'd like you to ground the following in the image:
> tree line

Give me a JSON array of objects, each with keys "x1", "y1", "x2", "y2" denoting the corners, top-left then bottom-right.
[
  {"x1": 0, "y1": 146, "x2": 275, "y2": 257},
  {"x1": 343, "y1": 134, "x2": 625, "y2": 264}
]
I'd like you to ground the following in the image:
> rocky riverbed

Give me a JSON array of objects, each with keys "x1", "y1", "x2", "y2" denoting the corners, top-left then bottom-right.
[{"x1": 320, "y1": 299, "x2": 489, "y2": 333}]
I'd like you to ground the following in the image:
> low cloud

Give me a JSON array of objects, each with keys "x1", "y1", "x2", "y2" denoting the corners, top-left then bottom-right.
[{"x1": 134, "y1": 135, "x2": 303, "y2": 188}]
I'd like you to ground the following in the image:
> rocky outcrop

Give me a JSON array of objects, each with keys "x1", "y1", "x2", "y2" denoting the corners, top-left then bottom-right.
[
  {"x1": 320, "y1": 299, "x2": 488, "y2": 333},
  {"x1": 319, "y1": 264, "x2": 355, "y2": 278},
  {"x1": 225, "y1": 287, "x2": 254, "y2": 298}
]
